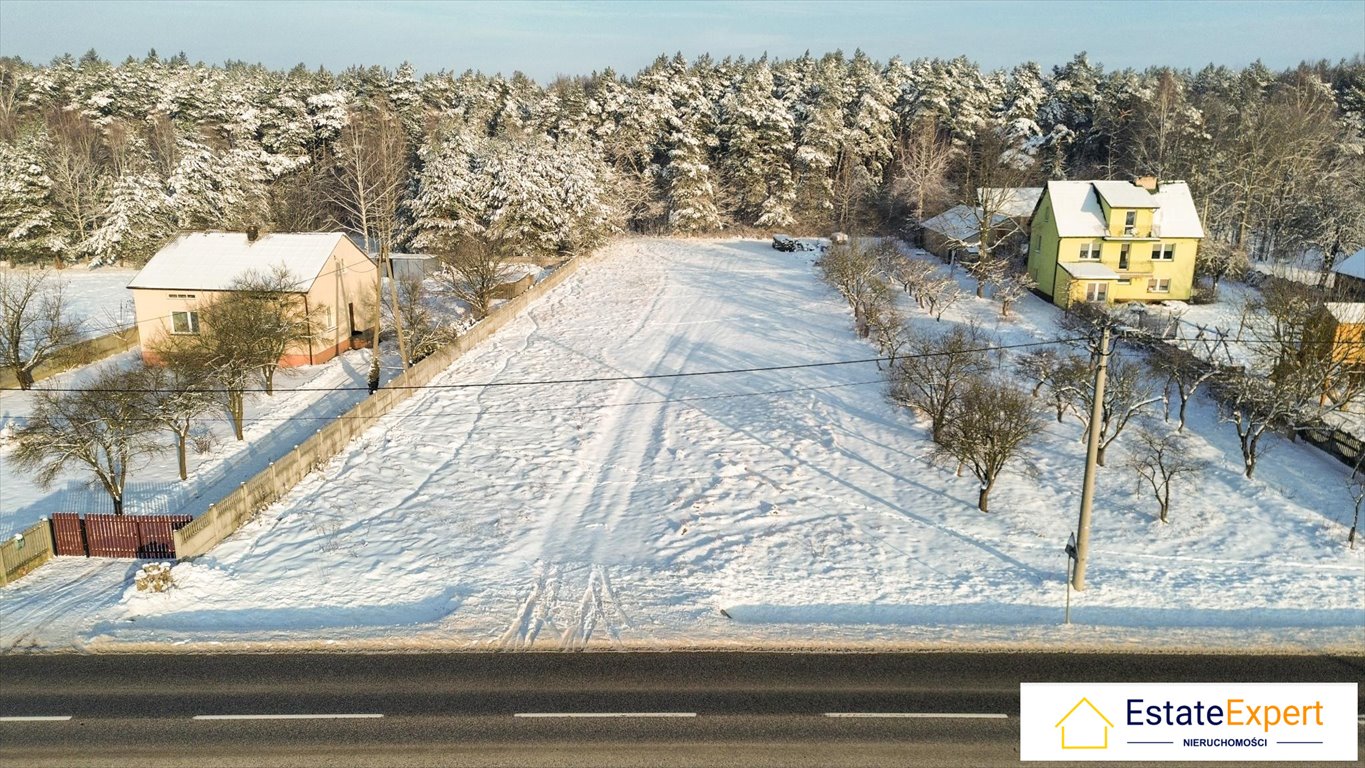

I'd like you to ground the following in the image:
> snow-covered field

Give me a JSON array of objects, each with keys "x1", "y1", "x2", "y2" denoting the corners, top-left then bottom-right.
[
  {"x1": 1, "y1": 239, "x2": 1361, "y2": 653},
  {"x1": 1, "y1": 265, "x2": 140, "y2": 339}
]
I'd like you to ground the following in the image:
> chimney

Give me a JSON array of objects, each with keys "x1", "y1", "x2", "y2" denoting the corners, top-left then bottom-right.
[{"x1": 1134, "y1": 175, "x2": 1158, "y2": 192}]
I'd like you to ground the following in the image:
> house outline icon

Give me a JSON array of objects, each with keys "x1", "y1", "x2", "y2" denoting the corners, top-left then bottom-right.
[{"x1": 1055, "y1": 697, "x2": 1115, "y2": 750}]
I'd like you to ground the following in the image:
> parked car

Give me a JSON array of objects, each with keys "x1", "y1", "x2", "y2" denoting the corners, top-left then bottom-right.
[{"x1": 772, "y1": 234, "x2": 797, "y2": 252}]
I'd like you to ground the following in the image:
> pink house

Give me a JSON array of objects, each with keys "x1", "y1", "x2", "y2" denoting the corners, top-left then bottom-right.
[{"x1": 128, "y1": 232, "x2": 379, "y2": 367}]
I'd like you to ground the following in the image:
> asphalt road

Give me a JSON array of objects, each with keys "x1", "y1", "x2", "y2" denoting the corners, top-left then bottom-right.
[{"x1": 0, "y1": 652, "x2": 1361, "y2": 767}]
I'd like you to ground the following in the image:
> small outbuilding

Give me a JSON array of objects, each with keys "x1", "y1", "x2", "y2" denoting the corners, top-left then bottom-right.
[{"x1": 919, "y1": 205, "x2": 1012, "y2": 261}]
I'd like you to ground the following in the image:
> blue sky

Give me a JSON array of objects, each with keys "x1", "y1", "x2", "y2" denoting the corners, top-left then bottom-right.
[{"x1": 1, "y1": 0, "x2": 1361, "y2": 79}]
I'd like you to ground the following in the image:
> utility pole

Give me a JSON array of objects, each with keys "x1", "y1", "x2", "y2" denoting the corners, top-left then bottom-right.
[{"x1": 1071, "y1": 321, "x2": 1110, "y2": 591}]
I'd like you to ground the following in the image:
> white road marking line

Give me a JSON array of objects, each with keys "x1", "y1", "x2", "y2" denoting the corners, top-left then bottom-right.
[
  {"x1": 824, "y1": 712, "x2": 1008, "y2": 719},
  {"x1": 0, "y1": 716, "x2": 73, "y2": 722},
  {"x1": 514, "y1": 712, "x2": 697, "y2": 718},
  {"x1": 192, "y1": 713, "x2": 384, "y2": 720}
]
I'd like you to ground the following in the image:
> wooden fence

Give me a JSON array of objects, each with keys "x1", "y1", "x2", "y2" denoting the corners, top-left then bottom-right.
[
  {"x1": 0, "y1": 519, "x2": 55, "y2": 587},
  {"x1": 0, "y1": 325, "x2": 139, "y2": 389},
  {"x1": 172, "y1": 255, "x2": 586, "y2": 560},
  {"x1": 51, "y1": 513, "x2": 193, "y2": 558}
]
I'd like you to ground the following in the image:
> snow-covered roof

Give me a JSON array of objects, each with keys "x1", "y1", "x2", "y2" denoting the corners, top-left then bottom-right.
[
  {"x1": 921, "y1": 205, "x2": 1011, "y2": 243},
  {"x1": 1093, "y1": 180, "x2": 1159, "y2": 209},
  {"x1": 1332, "y1": 248, "x2": 1365, "y2": 279},
  {"x1": 1149, "y1": 182, "x2": 1205, "y2": 239},
  {"x1": 129, "y1": 233, "x2": 350, "y2": 292},
  {"x1": 1060, "y1": 262, "x2": 1121, "y2": 280},
  {"x1": 978, "y1": 187, "x2": 1042, "y2": 218},
  {"x1": 1043, "y1": 180, "x2": 1204, "y2": 239},
  {"x1": 1325, "y1": 302, "x2": 1365, "y2": 325}
]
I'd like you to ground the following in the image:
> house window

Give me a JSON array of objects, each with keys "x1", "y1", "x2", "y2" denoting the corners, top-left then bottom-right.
[
  {"x1": 1119, "y1": 244, "x2": 1131, "y2": 270},
  {"x1": 1078, "y1": 241, "x2": 1100, "y2": 260},
  {"x1": 1084, "y1": 282, "x2": 1109, "y2": 303},
  {"x1": 1153, "y1": 243, "x2": 1175, "y2": 261},
  {"x1": 167, "y1": 293, "x2": 197, "y2": 300},
  {"x1": 1147, "y1": 278, "x2": 1171, "y2": 293},
  {"x1": 325, "y1": 305, "x2": 336, "y2": 331},
  {"x1": 1123, "y1": 210, "x2": 1136, "y2": 235},
  {"x1": 170, "y1": 310, "x2": 200, "y2": 335}
]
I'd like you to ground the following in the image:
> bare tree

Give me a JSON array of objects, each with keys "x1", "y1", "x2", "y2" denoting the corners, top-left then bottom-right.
[
  {"x1": 934, "y1": 375, "x2": 1042, "y2": 512},
  {"x1": 1126, "y1": 426, "x2": 1204, "y2": 523},
  {"x1": 922, "y1": 276, "x2": 961, "y2": 321},
  {"x1": 885, "y1": 254, "x2": 963, "y2": 321},
  {"x1": 11, "y1": 367, "x2": 162, "y2": 514},
  {"x1": 965, "y1": 253, "x2": 1008, "y2": 299},
  {"x1": 865, "y1": 301, "x2": 907, "y2": 368},
  {"x1": 435, "y1": 235, "x2": 518, "y2": 322},
  {"x1": 1015, "y1": 346, "x2": 1058, "y2": 393},
  {"x1": 1149, "y1": 344, "x2": 1220, "y2": 431},
  {"x1": 1217, "y1": 363, "x2": 1326, "y2": 480},
  {"x1": 886, "y1": 253, "x2": 938, "y2": 302},
  {"x1": 227, "y1": 265, "x2": 327, "y2": 395},
  {"x1": 1242, "y1": 281, "x2": 1365, "y2": 408},
  {"x1": 330, "y1": 100, "x2": 412, "y2": 374},
  {"x1": 134, "y1": 362, "x2": 218, "y2": 481},
  {"x1": 990, "y1": 269, "x2": 1037, "y2": 317},
  {"x1": 0, "y1": 271, "x2": 83, "y2": 389},
  {"x1": 1066, "y1": 355, "x2": 1162, "y2": 466},
  {"x1": 42, "y1": 109, "x2": 111, "y2": 261},
  {"x1": 892, "y1": 118, "x2": 954, "y2": 224},
  {"x1": 1193, "y1": 238, "x2": 1248, "y2": 298},
  {"x1": 384, "y1": 276, "x2": 463, "y2": 364},
  {"x1": 1343, "y1": 456, "x2": 1364, "y2": 550},
  {"x1": 819, "y1": 239, "x2": 894, "y2": 338},
  {"x1": 891, "y1": 324, "x2": 996, "y2": 442}
]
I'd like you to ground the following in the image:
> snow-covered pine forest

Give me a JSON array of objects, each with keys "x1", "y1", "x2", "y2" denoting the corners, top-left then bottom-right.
[{"x1": 0, "y1": 50, "x2": 1362, "y2": 270}]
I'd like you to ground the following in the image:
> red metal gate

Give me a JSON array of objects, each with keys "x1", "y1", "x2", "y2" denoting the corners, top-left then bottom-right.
[
  {"x1": 51, "y1": 514, "x2": 87, "y2": 557},
  {"x1": 49, "y1": 514, "x2": 193, "y2": 558}
]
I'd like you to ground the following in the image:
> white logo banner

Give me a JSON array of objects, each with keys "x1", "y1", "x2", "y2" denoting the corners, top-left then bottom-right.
[{"x1": 1020, "y1": 682, "x2": 1358, "y2": 762}]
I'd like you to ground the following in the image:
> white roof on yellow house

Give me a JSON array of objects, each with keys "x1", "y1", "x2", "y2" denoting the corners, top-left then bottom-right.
[
  {"x1": 1044, "y1": 180, "x2": 1205, "y2": 240},
  {"x1": 129, "y1": 232, "x2": 355, "y2": 293}
]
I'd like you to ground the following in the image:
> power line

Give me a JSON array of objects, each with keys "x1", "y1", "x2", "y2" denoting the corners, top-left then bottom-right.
[
  {"x1": 0, "y1": 337, "x2": 1089, "y2": 393},
  {"x1": 0, "y1": 377, "x2": 890, "y2": 425}
]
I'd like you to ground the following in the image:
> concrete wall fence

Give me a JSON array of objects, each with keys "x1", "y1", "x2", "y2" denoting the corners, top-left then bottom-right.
[
  {"x1": 172, "y1": 255, "x2": 586, "y2": 560},
  {"x1": 0, "y1": 519, "x2": 55, "y2": 586},
  {"x1": 0, "y1": 326, "x2": 139, "y2": 390}
]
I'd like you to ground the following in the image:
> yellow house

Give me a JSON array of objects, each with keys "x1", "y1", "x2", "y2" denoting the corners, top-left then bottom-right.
[
  {"x1": 128, "y1": 232, "x2": 378, "y2": 367},
  {"x1": 1027, "y1": 177, "x2": 1203, "y2": 308}
]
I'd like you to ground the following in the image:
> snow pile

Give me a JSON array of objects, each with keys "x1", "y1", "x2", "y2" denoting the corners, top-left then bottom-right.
[{"x1": 133, "y1": 562, "x2": 175, "y2": 593}]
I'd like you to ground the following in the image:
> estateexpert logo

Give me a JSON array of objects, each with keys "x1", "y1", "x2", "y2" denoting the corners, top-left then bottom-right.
[{"x1": 1020, "y1": 683, "x2": 1358, "y2": 762}]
